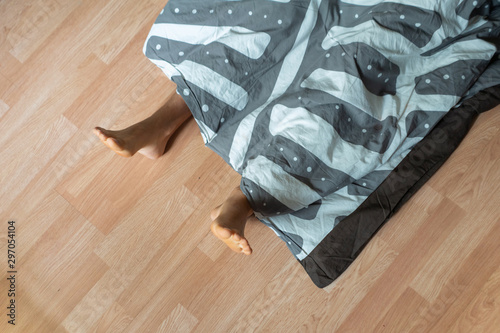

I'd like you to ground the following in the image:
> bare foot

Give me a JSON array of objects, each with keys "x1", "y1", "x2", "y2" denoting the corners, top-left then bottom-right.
[
  {"x1": 210, "y1": 187, "x2": 254, "y2": 255},
  {"x1": 93, "y1": 119, "x2": 172, "y2": 160},
  {"x1": 94, "y1": 93, "x2": 191, "y2": 160}
]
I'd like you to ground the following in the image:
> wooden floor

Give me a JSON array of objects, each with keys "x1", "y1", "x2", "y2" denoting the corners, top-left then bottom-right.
[{"x1": 1, "y1": 1, "x2": 499, "y2": 332}]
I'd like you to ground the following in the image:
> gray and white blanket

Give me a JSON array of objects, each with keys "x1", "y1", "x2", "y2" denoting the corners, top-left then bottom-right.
[{"x1": 144, "y1": 0, "x2": 500, "y2": 287}]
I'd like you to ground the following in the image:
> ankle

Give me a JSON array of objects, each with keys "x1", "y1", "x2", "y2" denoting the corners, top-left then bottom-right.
[
  {"x1": 140, "y1": 112, "x2": 172, "y2": 140},
  {"x1": 151, "y1": 104, "x2": 189, "y2": 139},
  {"x1": 229, "y1": 186, "x2": 253, "y2": 218}
]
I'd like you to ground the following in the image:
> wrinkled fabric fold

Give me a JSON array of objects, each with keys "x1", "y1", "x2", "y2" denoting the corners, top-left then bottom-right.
[{"x1": 144, "y1": 0, "x2": 500, "y2": 287}]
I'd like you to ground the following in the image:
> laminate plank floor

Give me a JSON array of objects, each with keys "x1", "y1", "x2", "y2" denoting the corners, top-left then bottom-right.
[{"x1": 1, "y1": 1, "x2": 499, "y2": 332}]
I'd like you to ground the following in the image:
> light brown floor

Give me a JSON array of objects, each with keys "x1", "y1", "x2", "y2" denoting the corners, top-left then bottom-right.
[{"x1": 1, "y1": 1, "x2": 500, "y2": 332}]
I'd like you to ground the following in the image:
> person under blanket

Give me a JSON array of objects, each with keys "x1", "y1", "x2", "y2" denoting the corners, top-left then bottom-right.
[
  {"x1": 93, "y1": 93, "x2": 256, "y2": 255},
  {"x1": 94, "y1": 0, "x2": 500, "y2": 262}
]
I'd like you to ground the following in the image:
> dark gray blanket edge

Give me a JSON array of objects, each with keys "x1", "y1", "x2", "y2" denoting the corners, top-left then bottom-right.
[{"x1": 300, "y1": 85, "x2": 500, "y2": 288}]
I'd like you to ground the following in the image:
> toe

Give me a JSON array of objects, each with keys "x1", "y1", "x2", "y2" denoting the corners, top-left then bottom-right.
[
  {"x1": 106, "y1": 137, "x2": 120, "y2": 149},
  {"x1": 95, "y1": 127, "x2": 106, "y2": 136},
  {"x1": 94, "y1": 128, "x2": 107, "y2": 142},
  {"x1": 238, "y1": 238, "x2": 252, "y2": 255},
  {"x1": 99, "y1": 132, "x2": 113, "y2": 145},
  {"x1": 107, "y1": 137, "x2": 129, "y2": 155}
]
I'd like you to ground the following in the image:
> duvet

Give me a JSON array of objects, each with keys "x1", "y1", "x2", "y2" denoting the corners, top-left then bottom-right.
[{"x1": 144, "y1": 0, "x2": 500, "y2": 288}]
